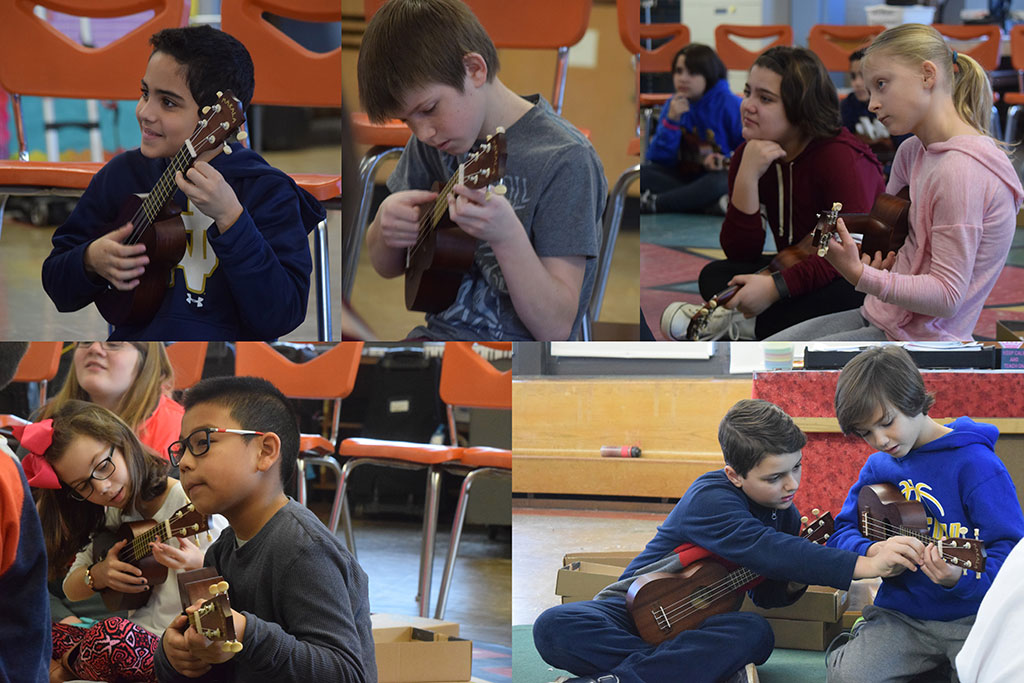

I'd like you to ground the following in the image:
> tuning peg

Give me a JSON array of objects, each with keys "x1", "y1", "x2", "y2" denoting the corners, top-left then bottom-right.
[
  {"x1": 812, "y1": 508, "x2": 820, "y2": 516},
  {"x1": 223, "y1": 144, "x2": 232, "y2": 154},
  {"x1": 496, "y1": 126, "x2": 505, "y2": 134},
  {"x1": 202, "y1": 106, "x2": 211, "y2": 114},
  {"x1": 223, "y1": 641, "x2": 243, "y2": 653},
  {"x1": 492, "y1": 183, "x2": 507, "y2": 196},
  {"x1": 216, "y1": 90, "x2": 223, "y2": 97},
  {"x1": 800, "y1": 516, "x2": 808, "y2": 525},
  {"x1": 237, "y1": 131, "x2": 248, "y2": 141},
  {"x1": 214, "y1": 580, "x2": 229, "y2": 593}
]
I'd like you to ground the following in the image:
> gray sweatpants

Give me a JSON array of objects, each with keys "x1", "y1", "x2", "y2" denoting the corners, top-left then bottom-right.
[
  {"x1": 764, "y1": 308, "x2": 889, "y2": 341},
  {"x1": 826, "y1": 605, "x2": 975, "y2": 683}
]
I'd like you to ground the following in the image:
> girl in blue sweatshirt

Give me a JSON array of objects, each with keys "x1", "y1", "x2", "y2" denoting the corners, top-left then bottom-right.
[
  {"x1": 827, "y1": 345, "x2": 1024, "y2": 683},
  {"x1": 641, "y1": 44, "x2": 742, "y2": 214}
]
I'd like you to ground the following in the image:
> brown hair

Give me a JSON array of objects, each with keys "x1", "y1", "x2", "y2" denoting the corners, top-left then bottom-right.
[
  {"x1": 38, "y1": 342, "x2": 173, "y2": 431},
  {"x1": 753, "y1": 46, "x2": 841, "y2": 140},
  {"x1": 864, "y1": 23, "x2": 994, "y2": 138},
  {"x1": 674, "y1": 43, "x2": 728, "y2": 91},
  {"x1": 718, "y1": 399, "x2": 807, "y2": 477},
  {"x1": 835, "y1": 345, "x2": 935, "y2": 435},
  {"x1": 358, "y1": 0, "x2": 499, "y2": 122},
  {"x1": 35, "y1": 400, "x2": 169, "y2": 580}
]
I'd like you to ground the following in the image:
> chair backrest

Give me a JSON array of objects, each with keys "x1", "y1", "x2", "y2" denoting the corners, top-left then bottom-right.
[
  {"x1": 165, "y1": 342, "x2": 208, "y2": 392},
  {"x1": 807, "y1": 24, "x2": 886, "y2": 73},
  {"x1": 715, "y1": 24, "x2": 794, "y2": 72},
  {"x1": 932, "y1": 23, "x2": 1001, "y2": 72},
  {"x1": 0, "y1": 0, "x2": 187, "y2": 100},
  {"x1": 616, "y1": 0, "x2": 691, "y2": 76},
  {"x1": 233, "y1": 342, "x2": 363, "y2": 401},
  {"x1": 12, "y1": 342, "x2": 63, "y2": 384},
  {"x1": 220, "y1": 0, "x2": 341, "y2": 108},
  {"x1": 363, "y1": 0, "x2": 591, "y2": 113},
  {"x1": 439, "y1": 342, "x2": 511, "y2": 411},
  {"x1": 1011, "y1": 24, "x2": 1024, "y2": 73}
]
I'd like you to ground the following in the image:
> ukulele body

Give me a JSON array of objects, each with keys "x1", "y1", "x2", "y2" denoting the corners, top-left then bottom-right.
[
  {"x1": 92, "y1": 519, "x2": 169, "y2": 611},
  {"x1": 626, "y1": 561, "x2": 744, "y2": 645},
  {"x1": 857, "y1": 483, "x2": 930, "y2": 542},
  {"x1": 404, "y1": 181, "x2": 478, "y2": 313},
  {"x1": 95, "y1": 194, "x2": 187, "y2": 327}
]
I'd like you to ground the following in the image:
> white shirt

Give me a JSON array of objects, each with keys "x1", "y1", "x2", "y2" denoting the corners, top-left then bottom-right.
[
  {"x1": 64, "y1": 480, "x2": 228, "y2": 636},
  {"x1": 956, "y1": 537, "x2": 1024, "y2": 683}
]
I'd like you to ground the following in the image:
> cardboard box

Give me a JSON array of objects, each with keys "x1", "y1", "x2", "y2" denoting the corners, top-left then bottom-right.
[
  {"x1": 372, "y1": 613, "x2": 460, "y2": 637},
  {"x1": 997, "y1": 320, "x2": 1024, "y2": 343},
  {"x1": 741, "y1": 585, "x2": 848, "y2": 623},
  {"x1": 374, "y1": 627, "x2": 472, "y2": 683},
  {"x1": 562, "y1": 550, "x2": 638, "y2": 567},
  {"x1": 766, "y1": 617, "x2": 845, "y2": 651},
  {"x1": 555, "y1": 561, "x2": 624, "y2": 601}
]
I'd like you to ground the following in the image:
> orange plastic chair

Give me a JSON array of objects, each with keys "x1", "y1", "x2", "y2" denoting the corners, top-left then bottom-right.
[
  {"x1": 0, "y1": 342, "x2": 63, "y2": 430},
  {"x1": 714, "y1": 24, "x2": 794, "y2": 73},
  {"x1": 932, "y1": 24, "x2": 1002, "y2": 138},
  {"x1": 233, "y1": 341, "x2": 364, "y2": 536},
  {"x1": 1003, "y1": 25, "x2": 1024, "y2": 143},
  {"x1": 220, "y1": 0, "x2": 341, "y2": 341},
  {"x1": 0, "y1": 0, "x2": 187, "y2": 225},
  {"x1": 165, "y1": 342, "x2": 208, "y2": 392},
  {"x1": 807, "y1": 24, "x2": 886, "y2": 73},
  {"x1": 344, "y1": 0, "x2": 594, "y2": 302}
]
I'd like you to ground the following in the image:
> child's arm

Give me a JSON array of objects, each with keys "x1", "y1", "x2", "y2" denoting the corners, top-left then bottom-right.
[
  {"x1": 646, "y1": 100, "x2": 685, "y2": 167},
  {"x1": 365, "y1": 189, "x2": 442, "y2": 278},
  {"x1": 448, "y1": 185, "x2": 584, "y2": 340}
]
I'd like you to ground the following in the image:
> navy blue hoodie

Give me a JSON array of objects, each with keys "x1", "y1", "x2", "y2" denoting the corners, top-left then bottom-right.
[
  {"x1": 42, "y1": 144, "x2": 324, "y2": 340},
  {"x1": 827, "y1": 417, "x2": 1024, "y2": 621},
  {"x1": 603, "y1": 469, "x2": 859, "y2": 608}
]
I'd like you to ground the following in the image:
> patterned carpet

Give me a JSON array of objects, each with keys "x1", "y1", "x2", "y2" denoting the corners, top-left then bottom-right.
[
  {"x1": 473, "y1": 641, "x2": 513, "y2": 683},
  {"x1": 641, "y1": 212, "x2": 1024, "y2": 341}
]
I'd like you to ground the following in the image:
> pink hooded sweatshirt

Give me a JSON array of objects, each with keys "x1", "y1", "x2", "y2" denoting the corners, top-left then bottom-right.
[{"x1": 859, "y1": 135, "x2": 1023, "y2": 340}]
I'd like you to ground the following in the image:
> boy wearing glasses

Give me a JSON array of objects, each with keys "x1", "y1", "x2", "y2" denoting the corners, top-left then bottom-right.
[{"x1": 156, "y1": 376, "x2": 376, "y2": 682}]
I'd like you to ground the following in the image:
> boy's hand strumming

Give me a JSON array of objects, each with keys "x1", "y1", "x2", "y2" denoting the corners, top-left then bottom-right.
[
  {"x1": 84, "y1": 223, "x2": 150, "y2": 291},
  {"x1": 175, "y1": 160, "x2": 244, "y2": 232}
]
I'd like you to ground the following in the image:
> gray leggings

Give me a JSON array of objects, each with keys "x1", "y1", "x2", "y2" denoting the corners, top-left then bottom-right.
[
  {"x1": 826, "y1": 605, "x2": 975, "y2": 683},
  {"x1": 764, "y1": 308, "x2": 889, "y2": 341}
]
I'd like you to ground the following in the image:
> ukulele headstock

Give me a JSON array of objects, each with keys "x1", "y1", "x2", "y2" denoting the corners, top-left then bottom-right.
[
  {"x1": 188, "y1": 581, "x2": 242, "y2": 653},
  {"x1": 460, "y1": 128, "x2": 507, "y2": 191},
  {"x1": 810, "y1": 202, "x2": 843, "y2": 257},
  {"x1": 167, "y1": 503, "x2": 210, "y2": 540},
  {"x1": 189, "y1": 90, "x2": 246, "y2": 158},
  {"x1": 939, "y1": 535, "x2": 988, "y2": 574},
  {"x1": 800, "y1": 509, "x2": 835, "y2": 545},
  {"x1": 685, "y1": 299, "x2": 718, "y2": 341}
]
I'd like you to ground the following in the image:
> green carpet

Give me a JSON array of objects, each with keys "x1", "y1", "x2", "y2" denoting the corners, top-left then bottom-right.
[{"x1": 513, "y1": 624, "x2": 827, "y2": 683}]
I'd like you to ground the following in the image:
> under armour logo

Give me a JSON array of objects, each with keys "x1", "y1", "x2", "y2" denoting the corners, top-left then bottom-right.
[{"x1": 185, "y1": 293, "x2": 204, "y2": 308}]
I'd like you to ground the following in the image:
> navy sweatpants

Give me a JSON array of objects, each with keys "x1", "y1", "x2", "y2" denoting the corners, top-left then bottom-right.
[{"x1": 533, "y1": 597, "x2": 773, "y2": 683}]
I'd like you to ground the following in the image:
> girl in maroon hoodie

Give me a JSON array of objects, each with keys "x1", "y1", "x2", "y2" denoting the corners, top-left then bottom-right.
[{"x1": 661, "y1": 46, "x2": 886, "y2": 340}]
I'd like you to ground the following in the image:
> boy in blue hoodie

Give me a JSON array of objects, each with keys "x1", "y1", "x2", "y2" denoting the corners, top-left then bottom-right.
[
  {"x1": 641, "y1": 43, "x2": 742, "y2": 215},
  {"x1": 42, "y1": 26, "x2": 323, "y2": 340},
  {"x1": 826, "y1": 345, "x2": 1024, "y2": 683},
  {"x1": 533, "y1": 399, "x2": 918, "y2": 683}
]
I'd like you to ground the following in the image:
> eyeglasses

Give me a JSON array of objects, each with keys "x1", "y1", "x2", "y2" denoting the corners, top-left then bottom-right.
[
  {"x1": 75, "y1": 342, "x2": 133, "y2": 352},
  {"x1": 168, "y1": 428, "x2": 265, "y2": 466},
  {"x1": 68, "y1": 445, "x2": 116, "y2": 501}
]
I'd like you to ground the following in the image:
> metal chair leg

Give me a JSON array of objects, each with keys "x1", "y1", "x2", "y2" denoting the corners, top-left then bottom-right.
[
  {"x1": 433, "y1": 468, "x2": 482, "y2": 620},
  {"x1": 417, "y1": 465, "x2": 442, "y2": 618},
  {"x1": 344, "y1": 146, "x2": 403, "y2": 300},
  {"x1": 312, "y1": 218, "x2": 332, "y2": 341}
]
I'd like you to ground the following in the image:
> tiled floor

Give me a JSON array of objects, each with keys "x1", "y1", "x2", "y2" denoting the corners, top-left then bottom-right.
[{"x1": 0, "y1": 145, "x2": 342, "y2": 340}]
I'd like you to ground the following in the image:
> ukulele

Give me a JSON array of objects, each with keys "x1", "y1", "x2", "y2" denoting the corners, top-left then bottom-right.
[
  {"x1": 95, "y1": 90, "x2": 246, "y2": 326},
  {"x1": 177, "y1": 567, "x2": 243, "y2": 652},
  {"x1": 684, "y1": 189, "x2": 911, "y2": 340},
  {"x1": 858, "y1": 482, "x2": 987, "y2": 575},
  {"x1": 404, "y1": 129, "x2": 507, "y2": 313},
  {"x1": 627, "y1": 511, "x2": 834, "y2": 646},
  {"x1": 92, "y1": 502, "x2": 210, "y2": 611}
]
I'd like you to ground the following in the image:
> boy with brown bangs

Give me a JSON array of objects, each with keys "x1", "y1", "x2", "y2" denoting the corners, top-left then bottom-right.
[
  {"x1": 826, "y1": 345, "x2": 1024, "y2": 683},
  {"x1": 154, "y1": 376, "x2": 375, "y2": 682},
  {"x1": 533, "y1": 399, "x2": 919, "y2": 683},
  {"x1": 358, "y1": 0, "x2": 606, "y2": 341}
]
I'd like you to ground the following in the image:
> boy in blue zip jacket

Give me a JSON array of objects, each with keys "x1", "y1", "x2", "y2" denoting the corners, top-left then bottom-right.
[
  {"x1": 826, "y1": 345, "x2": 1024, "y2": 683},
  {"x1": 42, "y1": 26, "x2": 323, "y2": 341},
  {"x1": 533, "y1": 399, "x2": 918, "y2": 683},
  {"x1": 641, "y1": 43, "x2": 742, "y2": 214}
]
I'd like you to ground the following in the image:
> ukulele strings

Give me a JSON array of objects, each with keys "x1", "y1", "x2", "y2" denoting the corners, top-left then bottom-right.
[
  {"x1": 655, "y1": 566, "x2": 760, "y2": 626},
  {"x1": 114, "y1": 519, "x2": 171, "y2": 564},
  {"x1": 123, "y1": 121, "x2": 218, "y2": 246},
  {"x1": 408, "y1": 143, "x2": 492, "y2": 258},
  {"x1": 860, "y1": 517, "x2": 976, "y2": 566}
]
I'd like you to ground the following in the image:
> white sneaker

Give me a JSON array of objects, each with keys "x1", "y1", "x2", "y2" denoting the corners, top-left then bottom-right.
[
  {"x1": 725, "y1": 663, "x2": 759, "y2": 683},
  {"x1": 660, "y1": 302, "x2": 755, "y2": 341}
]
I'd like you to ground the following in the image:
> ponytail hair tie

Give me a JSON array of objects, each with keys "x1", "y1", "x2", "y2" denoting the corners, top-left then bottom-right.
[
  {"x1": 11, "y1": 419, "x2": 61, "y2": 490},
  {"x1": 952, "y1": 50, "x2": 959, "y2": 66}
]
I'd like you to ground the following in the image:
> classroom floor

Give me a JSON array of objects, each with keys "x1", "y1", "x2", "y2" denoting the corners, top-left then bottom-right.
[
  {"x1": 512, "y1": 505, "x2": 880, "y2": 683},
  {"x1": 0, "y1": 145, "x2": 342, "y2": 340},
  {"x1": 641, "y1": 192, "x2": 1024, "y2": 342}
]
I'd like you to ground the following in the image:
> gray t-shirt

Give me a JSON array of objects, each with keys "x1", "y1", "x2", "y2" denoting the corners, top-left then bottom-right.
[{"x1": 388, "y1": 94, "x2": 606, "y2": 340}]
